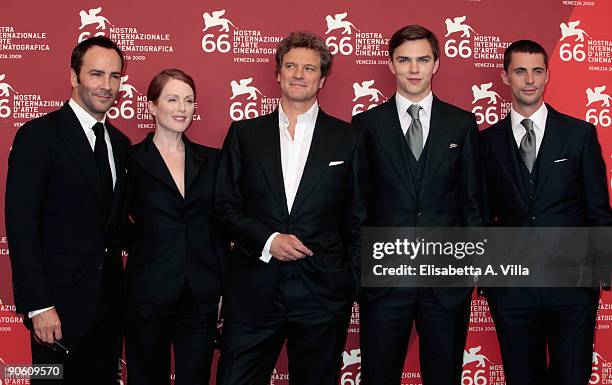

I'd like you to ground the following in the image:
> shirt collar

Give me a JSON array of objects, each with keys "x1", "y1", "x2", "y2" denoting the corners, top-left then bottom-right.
[
  {"x1": 68, "y1": 98, "x2": 107, "y2": 130},
  {"x1": 278, "y1": 101, "x2": 319, "y2": 128},
  {"x1": 395, "y1": 91, "x2": 433, "y2": 119},
  {"x1": 510, "y1": 102, "x2": 547, "y2": 134}
]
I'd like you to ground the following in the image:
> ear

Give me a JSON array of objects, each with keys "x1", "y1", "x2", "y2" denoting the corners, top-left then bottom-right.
[
  {"x1": 147, "y1": 100, "x2": 156, "y2": 116},
  {"x1": 432, "y1": 58, "x2": 440, "y2": 74},
  {"x1": 318, "y1": 76, "x2": 326, "y2": 90},
  {"x1": 544, "y1": 69, "x2": 550, "y2": 85},
  {"x1": 70, "y1": 69, "x2": 79, "y2": 88},
  {"x1": 501, "y1": 70, "x2": 509, "y2": 86}
]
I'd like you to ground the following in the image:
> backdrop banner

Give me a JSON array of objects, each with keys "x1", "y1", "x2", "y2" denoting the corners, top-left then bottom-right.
[{"x1": 1, "y1": 1, "x2": 611, "y2": 384}]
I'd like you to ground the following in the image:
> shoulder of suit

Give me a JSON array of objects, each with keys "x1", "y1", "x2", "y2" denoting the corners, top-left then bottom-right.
[
  {"x1": 129, "y1": 136, "x2": 148, "y2": 153},
  {"x1": 434, "y1": 98, "x2": 474, "y2": 118},
  {"x1": 549, "y1": 106, "x2": 592, "y2": 131},
  {"x1": 479, "y1": 116, "x2": 508, "y2": 144},
  {"x1": 192, "y1": 142, "x2": 220, "y2": 158},
  {"x1": 351, "y1": 99, "x2": 388, "y2": 123},
  {"x1": 230, "y1": 112, "x2": 273, "y2": 132},
  {"x1": 106, "y1": 122, "x2": 130, "y2": 144},
  {"x1": 319, "y1": 109, "x2": 351, "y2": 128},
  {"x1": 13, "y1": 107, "x2": 63, "y2": 142}
]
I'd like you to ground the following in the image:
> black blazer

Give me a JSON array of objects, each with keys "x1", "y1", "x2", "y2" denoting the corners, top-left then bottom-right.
[
  {"x1": 480, "y1": 104, "x2": 612, "y2": 305},
  {"x1": 125, "y1": 133, "x2": 225, "y2": 305},
  {"x1": 351, "y1": 95, "x2": 483, "y2": 308},
  {"x1": 5, "y1": 102, "x2": 130, "y2": 337},
  {"x1": 214, "y1": 109, "x2": 360, "y2": 325}
]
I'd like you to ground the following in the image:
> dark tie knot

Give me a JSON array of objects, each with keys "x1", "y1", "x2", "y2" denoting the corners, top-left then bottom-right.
[
  {"x1": 92, "y1": 122, "x2": 105, "y2": 138},
  {"x1": 408, "y1": 104, "x2": 421, "y2": 120},
  {"x1": 520, "y1": 118, "x2": 535, "y2": 133}
]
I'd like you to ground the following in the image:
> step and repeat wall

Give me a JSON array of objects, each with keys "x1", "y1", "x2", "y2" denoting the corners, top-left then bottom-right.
[{"x1": 1, "y1": 0, "x2": 612, "y2": 384}]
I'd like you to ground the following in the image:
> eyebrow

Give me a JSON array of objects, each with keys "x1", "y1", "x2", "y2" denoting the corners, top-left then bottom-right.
[
  {"x1": 396, "y1": 55, "x2": 432, "y2": 60},
  {"x1": 513, "y1": 66, "x2": 545, "y2": 71}
]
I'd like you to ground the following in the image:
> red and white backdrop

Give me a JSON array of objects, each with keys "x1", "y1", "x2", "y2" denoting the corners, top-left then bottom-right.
[{"x1": 1, "y1": 0, "x2": 612, "y2": 384}]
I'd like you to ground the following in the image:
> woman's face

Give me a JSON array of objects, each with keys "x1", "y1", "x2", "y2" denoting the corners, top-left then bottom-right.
[{"x1": 148, "y1": 78, "x2": 195, "y2": 134}]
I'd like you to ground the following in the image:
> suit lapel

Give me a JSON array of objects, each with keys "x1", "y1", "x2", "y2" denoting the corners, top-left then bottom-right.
[
  {"x1": 250, "y1": 110, "x2": 289, "y2": 216},
  {"x1": 184, "y1": 135, "x2": 207, "y2": 195},
  {"x1": 534, "y1": 106, "x2": 568, "y2": 199},
  {"x1": 490, "y1": 116, "x2": 529, "y2": 211},
  {"x1": 131, "y1": 134, "x2": 182, "y2": 196},
  {"x1": 418, "y1": 98, "x2": 455, "y2": 200},
  {"x1": 291, "y1": 110, "x2": 341, "y2": 215},
  {"x1": 56, "y1": 103, "x2": 106, "y2": 208},
  {"x1": 374, "y1": 97, "x2": 416, "y2": 199}
]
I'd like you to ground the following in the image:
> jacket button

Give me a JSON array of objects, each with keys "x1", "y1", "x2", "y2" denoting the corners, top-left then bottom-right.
[
  {"x1": 416, "y1": 211, "x2": 422, "y2": 217},
  {"x1": 97, "y1": 261, "x2": 104, "y2": 270}
]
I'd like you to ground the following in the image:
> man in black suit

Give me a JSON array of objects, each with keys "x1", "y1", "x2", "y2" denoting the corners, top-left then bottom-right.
[
  {"x1": 214, "y1": 31, "x2": 359, "y2": 385},
  {"x1": 352, "y1": 25, "x2": 482, "y2": 385},
  {"x1": 5, "y1": 36, "x2": 129, "y2": 384},
  {"x1": 480, "y1": 40, "x2": 612, "y2": 385}
]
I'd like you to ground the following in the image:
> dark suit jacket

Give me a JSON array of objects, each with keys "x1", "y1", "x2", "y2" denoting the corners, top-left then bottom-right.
[
  {"x1": 214, "y1": 108, "x2": 360, "y2": 325},
  {"x1": 351, "y1": 95, "x2": 483, "y2": 308},
  {"x1": 5, "y1": 102, "x2": 130, "y2": 337},
  {"x1": 125, "y1": 133, "x2": 225, "y2": 306},
  {"x1": 480, "y1": 104, "x2": 612, "y2": 306}
]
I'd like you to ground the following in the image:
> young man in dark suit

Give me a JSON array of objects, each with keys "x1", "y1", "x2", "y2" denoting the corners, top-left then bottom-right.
[
  {"x1": 214, "y1": 31, "x2": 359, "y2": 385},
  {"x1": 351, "y1": 25, "x2": 483, "y2": 385},
  {"x1": 5, "y1": 36, "x2": 130, "y2": 384},
  {"x1": 480, "y1": 40, "x2": 612, "y2": 385}
]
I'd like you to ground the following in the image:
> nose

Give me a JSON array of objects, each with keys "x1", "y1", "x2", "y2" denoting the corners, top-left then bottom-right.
[
  {"x1": 408, "y1": 60, "x2": 418, "y2": 73},
  {"x1": 525, "y1": 71, "x2": 534, "y2": 84},
  {"x1": 101, "y1": 75, "x2": 112, "y2": 90},
  {"x1": 294, "y1": 66, "x2": 305, "y2": 79},
  {"x1": 177, "y1": 100, "x2": 186, "y2": 112}
]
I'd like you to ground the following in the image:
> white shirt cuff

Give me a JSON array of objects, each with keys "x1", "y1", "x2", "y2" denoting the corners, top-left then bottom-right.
[
  {"x1": 28, "y1": 306, "x2": 54, "y2": 318},
  {"x1": 260, "y1": 232, "x2": 280, "y2": 263}
]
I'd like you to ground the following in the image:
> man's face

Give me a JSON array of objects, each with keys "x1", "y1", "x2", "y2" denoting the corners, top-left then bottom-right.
[
  {"x1": 388, "y1": 39, "x2": 439, "y2": 102},
  {"x1": 501, "y1": 52, "x2": 549, "y2": 114},
  {"x1": 277, "y1": 47, "x2": 325, "y2": 105},
  {"x1": 70, "y1": 46, "x2": 122, "y2": 120}
]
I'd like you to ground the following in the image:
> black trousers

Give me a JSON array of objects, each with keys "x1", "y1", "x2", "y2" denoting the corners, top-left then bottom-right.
[
  {"x1": 125, "y1": 281, "x2": 217, "y2": 385},
  {"x1": 216, "y1": 265, "x2": 351, "y2": 385},
  {"x1": 487, "y1": 288, "x2": 599, "y2": 385},
  {"x1": 360, "y1": 287, "x2": 471, "y2": 385},
  {"x1": 30, "y1": 265, "x2": 121, "y2": 385}
]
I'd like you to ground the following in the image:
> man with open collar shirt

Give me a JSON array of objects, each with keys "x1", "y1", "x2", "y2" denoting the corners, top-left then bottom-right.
[{"x1": 214, "y1": 31, "x2": 359, "y2": 385}]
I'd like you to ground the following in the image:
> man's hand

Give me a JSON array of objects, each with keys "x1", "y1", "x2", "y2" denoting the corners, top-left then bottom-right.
[
  {"x1": 32, "y1": 308, "x2": 62, "y2": 344},
  {"x1": 270, "y1": 234, "x2": 313, "y2": 261}
]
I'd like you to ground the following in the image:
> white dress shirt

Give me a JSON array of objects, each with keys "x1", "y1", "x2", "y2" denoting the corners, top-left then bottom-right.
[
  {"x1": 260, "y1": 102, "x2": 319, "y2": 263},
  {"x1": 29, "y1": 99, "x2": 117, "y2": 319},
  {"x1": 395, "y1": 91, "x2": 434, "y2": 146},
  {"x1": 510, "y1": 103, "x2": 548, "y2": 157}
]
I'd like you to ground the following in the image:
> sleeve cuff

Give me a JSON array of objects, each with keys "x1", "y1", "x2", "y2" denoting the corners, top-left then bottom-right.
[
  {"x1": 28, "y1": 306, "x2": 54, "y2": 318},
  {"x1": 259, "y1": 232, "x2": 280, "y2": 263}
]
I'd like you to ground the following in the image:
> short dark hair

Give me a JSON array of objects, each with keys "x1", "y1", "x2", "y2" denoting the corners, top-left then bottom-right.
[
  {"x1": 388, "y1": 25, "x2": 439, "y2": 60},
  {"x1": 275, "y1": 31, "x2": 333, "y2": 77},
  {"x1": 503, "y1": 40, "x2": 548, "y2": 71},
  {"x1": 147, "y1": 68, "x2": 196, "y2": 103},
  {"x1": 71, "y1": 36, "x2": 124, "y2": 81}
]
